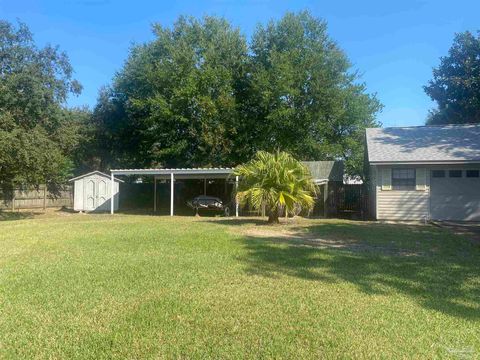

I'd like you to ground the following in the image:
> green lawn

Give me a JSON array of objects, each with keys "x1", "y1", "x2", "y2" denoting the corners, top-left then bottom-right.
[{"x1": 0, "y1": 213, "x2": 479, "y2": 359}]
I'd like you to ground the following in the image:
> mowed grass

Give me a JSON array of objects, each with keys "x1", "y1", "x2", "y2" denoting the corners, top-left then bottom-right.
[{"x1": 0, "y1": 213, "x2": 479, "y2": 359}]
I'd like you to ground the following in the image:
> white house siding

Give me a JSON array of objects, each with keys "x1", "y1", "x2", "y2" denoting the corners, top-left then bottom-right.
[
  {"x1": 372, "y1": 164, "x2": 480, "y2": 221},
  {"x1": 375, "y1": 165, "x2": 430, "y2": 221},
  {"x1": 377, "y1": 190, "x2": 430, "y2": 220}
]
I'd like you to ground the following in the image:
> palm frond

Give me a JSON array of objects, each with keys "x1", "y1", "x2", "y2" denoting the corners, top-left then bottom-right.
[{"x1": 233, "y1": 150, "x2": 318, "y2": 220}]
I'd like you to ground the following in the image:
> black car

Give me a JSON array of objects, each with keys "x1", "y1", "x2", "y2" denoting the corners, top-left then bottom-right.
[{"x1": 186, "y1": 195, "x2": 231, "y2": 216}]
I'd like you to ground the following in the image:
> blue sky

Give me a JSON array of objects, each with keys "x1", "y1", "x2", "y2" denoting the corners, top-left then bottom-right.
[{"x1": 1, "y1": 0, "x2": 478, "y2": 127}]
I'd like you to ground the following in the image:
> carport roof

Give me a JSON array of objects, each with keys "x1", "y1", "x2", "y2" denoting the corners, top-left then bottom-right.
[
  {"x1": 110, "y1": 167, "x2": 234, "y2": 176},
  {"x1": 111, "y1": 164, "x2": 341, "y2": 181}
]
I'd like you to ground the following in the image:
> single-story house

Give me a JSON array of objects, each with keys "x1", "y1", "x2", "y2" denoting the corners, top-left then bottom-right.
[{"x1": 366, "y1": 124, "x2": 480, "y2": 221}]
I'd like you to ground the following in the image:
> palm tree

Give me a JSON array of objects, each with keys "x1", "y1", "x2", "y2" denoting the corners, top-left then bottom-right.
[{"x1": 234, "y1": 151, "x2": 317, "y2": 223}]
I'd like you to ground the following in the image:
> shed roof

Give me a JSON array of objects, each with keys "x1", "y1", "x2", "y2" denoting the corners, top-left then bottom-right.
[
  {"x1": 302, "y1": 161, "x2": 344, "y2": 182},
  {"x1": 366, "y1": 124, "x2": 480, "y2": 164},
  {"x1": 69, "y1": 171, "x2": 124, "y2": 182}
]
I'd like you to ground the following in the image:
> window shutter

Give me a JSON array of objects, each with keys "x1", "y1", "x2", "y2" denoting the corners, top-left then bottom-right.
[
  {"x1": 381, "y1": 168, "x2": 392, "y2": 191},
  {"x1": 416, "y1": 168, "x2": 427, "y2": 191}
]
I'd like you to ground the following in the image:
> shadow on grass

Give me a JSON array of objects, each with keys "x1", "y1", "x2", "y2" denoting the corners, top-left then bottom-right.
[
  {"x1": 236, "y1": 222, "x2": 480, "y2": 320},
  {"x1": 54, "y1": 206, "x2": 77, "y2": 214},
  {"x1": 0, "y1": 206, "x2": 75, "y2": 221},
  {"x1": 204, "y1": 217, "x2": 267, "y2": 226},
  {"x1": 0, "y1": 210, "x2": 37, "y2": 221},
  {"x1": 115, "y1": 207, "x2": 223, "y2": 217}
]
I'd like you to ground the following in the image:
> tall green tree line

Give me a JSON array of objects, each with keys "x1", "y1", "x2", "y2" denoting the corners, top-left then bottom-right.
[
  {"x1": 3, "y1": 14, "x2": 480, "y2": 191},
  {"x1": 425, "y1": 31, "x2": 480, "y2": 125},
  {"x1": 93, "y1": 12, "x2": 382, "y2": 176},
  {"x1": 0, "y1": 20, "x2": 87, "y2": 192}
]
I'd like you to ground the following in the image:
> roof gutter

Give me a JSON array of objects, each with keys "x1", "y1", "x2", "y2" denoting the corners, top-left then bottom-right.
[{"x1": 370, "y1": 160, "x2": 480, "y2": 165}]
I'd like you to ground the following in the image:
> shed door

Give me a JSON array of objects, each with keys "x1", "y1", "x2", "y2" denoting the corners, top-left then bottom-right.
[
  {"x1": 85, "y1": 179, "x2": 96, "y2": 211},
  {"x1": 84, "y1": 176, "x2": 112, "y2": 211},
  {"x1": 430, "y1": 169, "x2": 480, "y2": 221},
  {"x1": 97, "y1": 179, "x2": 108, "y2": 208}
]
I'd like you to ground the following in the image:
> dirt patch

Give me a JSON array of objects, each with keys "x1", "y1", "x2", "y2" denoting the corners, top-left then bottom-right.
[{"x1": 239, "y1": 227, "x2": 428, "y2": 257}]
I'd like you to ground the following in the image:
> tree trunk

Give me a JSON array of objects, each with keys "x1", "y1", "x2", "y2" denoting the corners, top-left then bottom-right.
[{"x1": 267, "y1": 207, "x2": 280, "y2": 224}]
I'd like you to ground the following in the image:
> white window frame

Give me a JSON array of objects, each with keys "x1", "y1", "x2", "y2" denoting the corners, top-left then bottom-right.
[{"x1": 391, "y1": 168, "x2": 416, "y2": 190}]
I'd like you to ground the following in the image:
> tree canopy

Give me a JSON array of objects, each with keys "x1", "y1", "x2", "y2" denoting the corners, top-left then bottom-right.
[
  {"x1": 247, "y1": 12, "x2": 381, "y2": 175},
  {"x1": 94, "y1": 16, "x2": 249, "y2": 169},
  {"x1": 0, "y1": 20, "x2": 83, "y2": 191},
  {"x1": 95, "y1": 12, "x2": 381, "y2": 176},
  {"x1": 424, "y1": 31, "x2": 480, "y2": 125}
]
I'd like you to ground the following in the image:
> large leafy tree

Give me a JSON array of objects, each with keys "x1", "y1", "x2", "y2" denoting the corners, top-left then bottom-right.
[
  {"x1": 96, "y1": 12, "x2": 381, "y2": 176},
  {"x1": 95, "y1": 16, "x2": 249, "y2": 169},
  {"x1": 425, "y1": 31, "x2": 480, "y2": 125},
  {"x1": 0, "y1": 20, "x2": 82, "y2": 191},
  {"x1": 246, "y1": 11, "x2": 382, "y2": 177},
  {"x1": 61, "y1": 106, "x2": 97, "y2": 174},
  {"x1": 234, "y1": 151, "x2": 316, "y2": 223}
]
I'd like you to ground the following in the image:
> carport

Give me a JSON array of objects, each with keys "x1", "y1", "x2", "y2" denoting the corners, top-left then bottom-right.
[{"x1": 109, "y1": 168, "x2": 238, "y2": 216}]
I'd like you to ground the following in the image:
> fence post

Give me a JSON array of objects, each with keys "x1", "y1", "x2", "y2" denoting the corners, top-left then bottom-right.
[
  {"x1": 43, "y1": 186, "x2": 47, "y2": 211},
  {"x1": 11, "y1": 191, "x2": 15, "y2": 211},
  {"x1": 323, "y1": 183, "x2": 328, "y2": 218}
]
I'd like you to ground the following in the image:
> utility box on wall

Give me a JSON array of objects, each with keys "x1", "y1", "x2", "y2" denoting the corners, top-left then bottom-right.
[{"x1": 69, "y1": 171, "x2": 122, "y2": 212}]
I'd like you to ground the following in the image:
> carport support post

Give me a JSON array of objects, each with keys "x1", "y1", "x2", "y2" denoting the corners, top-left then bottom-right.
[
  {"x1": 153, "y1": 177, "x2": 157, "y2": 213},
  {"x1": 170, "y1": 173, "x2": 174, "y2": 216},
  {"x1": 235, "y1": 176, "x2": 239, "y2": 217},
  {"x1": 110, "y1": 173, "x2": 115, "y2": 214},
  {"x1": 204, "y1": 177, "x2": 207, "y2": 195}
]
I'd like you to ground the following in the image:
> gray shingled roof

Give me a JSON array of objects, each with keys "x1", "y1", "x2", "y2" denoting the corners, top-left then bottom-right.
[
  {"x1": 366, "y1": 124, "x2": 480, "y2": 163},
  {"x1": 302, "y1": 161, "x2": 344, "y2": 181}
]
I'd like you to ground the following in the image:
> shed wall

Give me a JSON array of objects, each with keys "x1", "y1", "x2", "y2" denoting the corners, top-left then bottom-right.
[
  {"x1": 74, "y1": 179, "x2": 84, "y2": 211},
  {"x1": 73, "y1": 174, "x2": 120, "y2": 212}
]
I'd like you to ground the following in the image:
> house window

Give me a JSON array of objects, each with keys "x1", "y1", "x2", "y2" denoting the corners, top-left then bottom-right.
[
  {"x1": 466, "y1": 170, "x2": 479, "y2": 178},
  {"x1": 392, "y1": 169, "x2": 415, "y2": 190},
  {"x1": 432, "y1": 170, "x2": 445, "y2": 178},
  {"x1": 449, "y1": 170, "x2": 462, "y2": 178}
]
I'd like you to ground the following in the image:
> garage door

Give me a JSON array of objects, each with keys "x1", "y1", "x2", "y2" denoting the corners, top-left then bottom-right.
[{"x1": 430, "y1": 169, "x2": 480, "y2": 221}]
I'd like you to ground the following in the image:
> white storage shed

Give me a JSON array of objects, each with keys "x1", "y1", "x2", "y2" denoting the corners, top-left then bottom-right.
[{"x1": 69, "y1": 171, "x2": 122, "y2": 212}]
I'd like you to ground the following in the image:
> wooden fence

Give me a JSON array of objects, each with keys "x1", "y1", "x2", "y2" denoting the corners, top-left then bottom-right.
[
  {"x1": 0, "y1": 182, "x2": 368, "y2": 216},
  {"x1": 0, "y1": 186, "x2": 73, "y2": 210},
  {"x1": 310, "y1": 183, "x2": 369, "y2": 219},
  {"x1": 331, "y1": 184, "x2": 369, "y2": 219}
]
